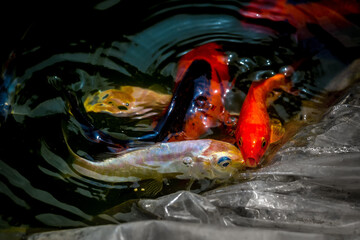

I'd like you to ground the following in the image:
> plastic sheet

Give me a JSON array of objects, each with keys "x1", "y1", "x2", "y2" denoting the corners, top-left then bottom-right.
[
  {"x1": 27, "y1": 220, "x2": 343, "y2": 240},
  {"x1": 27, "y1": 64, "x2": 360, "y2": 239}
]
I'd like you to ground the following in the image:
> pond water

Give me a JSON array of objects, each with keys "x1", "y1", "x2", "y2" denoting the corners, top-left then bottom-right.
[{"x1": 0, "y1": 0, "x2": 359, "y2": 231}]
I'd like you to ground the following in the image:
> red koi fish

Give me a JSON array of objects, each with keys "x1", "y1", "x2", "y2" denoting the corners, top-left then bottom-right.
[
  {"x1": 150, "y1": 43, "x2": 235, "y2": 142},
  {"x1": 172, "y1": 43, "x2": 234, "y2": 141},
  {"x1": 235, "y1": 73, "x2": 297, "y2": 168}
]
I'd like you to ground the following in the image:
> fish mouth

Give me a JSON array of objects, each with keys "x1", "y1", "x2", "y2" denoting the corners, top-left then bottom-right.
[{"x1": 245, "y1": 157, "x2": 258, "y2": 168}]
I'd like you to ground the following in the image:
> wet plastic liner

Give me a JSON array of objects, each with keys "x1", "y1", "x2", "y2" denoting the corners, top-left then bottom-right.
[
  {"x1": 28, "y1": 72, "x2": 360, "y2": 239},
  {"x1": 27, "y1": 220, "x2": 347, "y2": 240}
]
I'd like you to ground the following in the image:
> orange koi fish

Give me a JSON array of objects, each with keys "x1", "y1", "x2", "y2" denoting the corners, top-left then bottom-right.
[{"x1": 235, "y1": 73, "x2": 297, "y2": 168}]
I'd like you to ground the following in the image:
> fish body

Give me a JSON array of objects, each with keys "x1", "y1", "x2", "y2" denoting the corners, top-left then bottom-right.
[
  {"x1": 177, "y1": 43, "x2": 233, "y2": 140},
  {"x1": 179, "y1": 63, "x2": 232, "y2": 141},
  {"x1": 149, "y1": 43, "x2": 234, "y2": 142},
  {"x1": 84, "y1": 86, "x2": 171, "y2": 119},
  {"x1": 235, "y1": 74, "x2": 294, "y2": 167},
  {"x1": 70, "y1": 139, "x2": 244, "y2": 182}
]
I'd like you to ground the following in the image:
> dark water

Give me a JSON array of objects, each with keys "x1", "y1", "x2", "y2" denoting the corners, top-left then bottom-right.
[{"x1": 0, "y1": 0, "x2": 359, "y2": 230}]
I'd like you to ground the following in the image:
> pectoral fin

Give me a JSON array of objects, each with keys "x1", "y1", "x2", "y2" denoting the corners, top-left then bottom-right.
[
  {"x1": 134, "y1": 179, "x2": 164, "y2": 197},
  {"x1": 270, "y1": 118, "x2": 285, "y2": 144}
]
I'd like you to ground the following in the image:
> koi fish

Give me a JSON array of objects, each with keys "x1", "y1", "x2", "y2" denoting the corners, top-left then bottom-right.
[
  {"x1": 145, "y1": 43, "x2": 234, "y2": 142},
  {"x1": 83, "y1": 86, "x2": 172, "y2": 119},
  {"x1": 69, "y1": 139, "x2": 245, "y2": 183},
  {"x1": 235, "y1": 73, "x2": 297, "y2": 168}
]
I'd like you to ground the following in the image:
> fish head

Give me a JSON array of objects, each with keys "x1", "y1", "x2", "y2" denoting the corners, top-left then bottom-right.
[
  {"x1": 236, "y1": 123, "x2": 270, "y2": 168},
  {"x1": 197, "y1": 140, "x2": 245, "y2": 179},
  {"x1": 101, "y1": 90, "x2": 134, "y2": 111}
]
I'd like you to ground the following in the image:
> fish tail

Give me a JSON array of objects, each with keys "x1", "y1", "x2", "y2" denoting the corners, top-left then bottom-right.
[
  {"x1": 262, "y1": 74, "x2": 286, "y2": 91},
  {"x1": 264, "y1": 74, "x2": 299, "y2": 96}
]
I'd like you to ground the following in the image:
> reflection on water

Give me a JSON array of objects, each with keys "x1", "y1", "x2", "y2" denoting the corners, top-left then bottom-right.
[{"x1": 0, "y1": 0, "x2": 359, "y2": 231}]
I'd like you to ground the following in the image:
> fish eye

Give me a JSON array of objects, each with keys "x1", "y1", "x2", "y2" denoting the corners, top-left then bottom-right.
[
  {"x1": 217, "y1": 156, "x2": 232, "y2": 167},
  {"x1": 261, "y1": 137, "x2": 267, "y2": 148},
  {"x1": 238, "y1": 137, "x2": 242, "y2": 147}
]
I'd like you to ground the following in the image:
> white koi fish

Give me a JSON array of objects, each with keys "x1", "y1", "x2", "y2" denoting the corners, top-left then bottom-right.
[{"x1": 69, "y1": 139, "x2": 244, "y2": 183}]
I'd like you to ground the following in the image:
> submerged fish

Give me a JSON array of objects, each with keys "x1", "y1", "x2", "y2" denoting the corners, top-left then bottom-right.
[
  {"x1": 69, "y1": 139, "x2": 244, "y2": 183},
  {"x1": 83, "y1": 86, "x2": 172, "y2": 119},
  {"x1": 235, "y1": 73, "x2": 297, "y2": 168}
]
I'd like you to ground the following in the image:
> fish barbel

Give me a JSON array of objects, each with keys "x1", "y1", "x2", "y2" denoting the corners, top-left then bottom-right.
[{"x1": 70, "y1": 139, "x2": 244, "y2": 182}]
